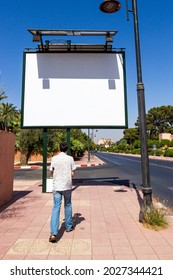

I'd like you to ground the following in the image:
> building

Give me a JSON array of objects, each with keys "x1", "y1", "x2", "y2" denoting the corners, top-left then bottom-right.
[
  {"x1": 159, "y1": 133, "x2": 173, "y2": 141},
  {"x1": 97, "y1": 138, "x2": 114, "y2": 148}
]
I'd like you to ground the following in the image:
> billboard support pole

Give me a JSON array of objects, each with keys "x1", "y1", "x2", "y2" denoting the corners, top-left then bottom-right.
[
  {"x1": 42, "y1": 128, "x2": 47, "y2": 193},
  {"x1": 66, "y1": 128, "x2": 71, "y2": 155}
]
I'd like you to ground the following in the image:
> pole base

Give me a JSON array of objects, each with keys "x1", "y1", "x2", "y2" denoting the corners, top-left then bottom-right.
[{"x1": 142, "y1": 187, "x2": 153, "y2": 213}]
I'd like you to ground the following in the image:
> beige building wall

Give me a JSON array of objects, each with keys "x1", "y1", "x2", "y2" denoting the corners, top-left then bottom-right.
[
  {"x1": 0, "y1": 131, "x2": 15, "y2": 206},
  {"x1": 97, "y1": 138, "x2": 114, "y2": 147},
  {"x1": 159, "y1": 133, "x2": 173, "y2": 141}
]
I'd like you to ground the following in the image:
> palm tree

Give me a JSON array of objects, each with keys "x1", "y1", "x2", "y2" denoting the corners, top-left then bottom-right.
[
  {"x1": 0, "y1": 90, "x2": 7, "y2": 102},
  {"x1": 0, "y1": 102, "x2": 18, "y2": 131}
]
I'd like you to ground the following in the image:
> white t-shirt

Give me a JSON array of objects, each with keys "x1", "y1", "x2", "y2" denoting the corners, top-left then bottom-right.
[{"x1": 50, "y1": 152, "x2": 76, "y2": 191}]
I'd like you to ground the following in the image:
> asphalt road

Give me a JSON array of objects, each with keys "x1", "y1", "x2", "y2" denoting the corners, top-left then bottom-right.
[
  {"x1": 14, "y1": 152, "x2": 173, "y2": 209},
  {"x1": 95, "y1": 152, "x2": 173, "y2": 210}
]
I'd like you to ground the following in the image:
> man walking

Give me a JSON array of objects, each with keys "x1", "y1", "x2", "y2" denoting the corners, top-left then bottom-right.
[{"x1": 49, "y1": 141, "x2": 76, "y2": 242}]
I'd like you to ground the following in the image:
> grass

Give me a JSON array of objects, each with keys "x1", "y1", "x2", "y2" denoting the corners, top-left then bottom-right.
[{"x1": 143, "y1": 204, "x2": 169, "y2": 230}]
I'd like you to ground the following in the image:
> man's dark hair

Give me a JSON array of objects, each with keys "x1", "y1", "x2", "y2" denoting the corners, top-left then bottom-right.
[{"x1": 60, "y1": 141, "x2": 68, "y2": 152}]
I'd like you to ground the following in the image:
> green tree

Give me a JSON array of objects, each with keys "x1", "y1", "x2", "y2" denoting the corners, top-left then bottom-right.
[
  {"x1": 70, "y1": 129, "x2": 88, "y2": 150},
  {"x1": 0, "y1": 102, "x2": 19, "y2": 131},
  {"x1": 16, "y1": 128, "x2": 88, "y2": 164},
  {"x1": 147, "y1": 106, "x2": 173, "y2": 139},
  {"x1": 123, "y1": 128, "x2": 139, "y2": 145},
  {"x1": 17, "y1": 129, "x2": 43, "y2": 164},
  {"x1": 135, "y1": 105, "x2": 173, "y2": 140},
  {"x1": 71, "y1": 139, "x2": 84, "y2": 157},
  {"x1": 10, "y1": 110, "x2": 21, "y2": 134},
  {"x1": 47, "y1": 129, "x2": 66, "y2": 155},
  {"x1": 0, "y1": 90, "x2": 7, "y2": 101}
]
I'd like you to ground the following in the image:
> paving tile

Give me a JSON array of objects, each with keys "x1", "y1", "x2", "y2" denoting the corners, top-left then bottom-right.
[
  {"x1": 47, "y1": 255, "x2": 69, "y2": 260},
  {"x1": 0, "y1": 236, "x2": 18, "y2": 246},
  {"x1": 73, "y1": 200, "x2": 90, "y2": 207},
  {"x1": 1, "y1": 168, "x2": 173, "y2": 261},
  {"x1": 91, "y1": 232, "x2": 110, "y2": 240},
  {"x1": 157, "y1": 255, "x2": 173, "y2": 260},
  {"x1": 70, "y1": 255, "x2": 92, "y2": 260},
  {"x1": 5, "y1": 239, "x2": 51, "y2": 255},
  {"x1": 152, "y1": 246, "x2": 173, "y2": 256},
  {"x1": 129, "y1": 239, "x2": 150, "y2": 247},
  {"x1": 147, "y1": 237, "x2": 170, "y2": 247},
  {"x1": 110, "y1": 238, "x2": 131, "y2": 247},
  {"x1": 107, "y1": 224, "x2": 123, "y2": 233},
  {"x1": 92, "y1": 246, "x2": 112, "y2": 255},
  {"x1": 0, "y1": 245, "x2": 13, "y2": 254},
  {"x1": 49, "y1": 239, "x2": 72, "y2": 255},
  {"x1": 37, "y1": 232, "x2": 50, "y2": 239},
  {"x1": 73, "y1": 231, "x2": 91, "y2": 239},
  {"x1": 109, "y1": 232, "x2": 127, "y2": 239},
  {"x1": 19, "y1": 232, "x2": 40, "y2": 239},
  {"x1": 92, "y1": 238, "x2": 111, "y2": 247},
  {"x1": 92, "y1": 255, "x2": 114, "y2": 260},
  {"x1": 136, "y1": 255, "x2": 159, "y2": 260},
  {"x1": 2, "y1": 254, "x2": 26, "y2": 260},
  {"x1": 28, "y1": 239, "x2": 51, "y2": 255},
  {"x1": 112, "y1": 246, "x2": 134, "y2": 255},
  {"x1": 132, "y1": 246, "x2": 156, "y2": 255},
  {"x1": 114, "y1": 254, "x2": 137, "y2": 260},
  {"x1": 71, "y1": 239, "x2": 91, "y2": 255},
  {"x1": 24, "y1": 254, "x2": 48, "y2": 260}
]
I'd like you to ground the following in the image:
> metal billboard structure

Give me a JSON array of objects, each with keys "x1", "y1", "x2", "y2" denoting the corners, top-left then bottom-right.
[{"x1": 21, "y1": 29, "x2": 128, "y2": 192}]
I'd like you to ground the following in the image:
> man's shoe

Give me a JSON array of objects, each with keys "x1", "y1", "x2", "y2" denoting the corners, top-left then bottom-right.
[
  {"x1": 66, "y1": 226, "x2": 74, "y2": 232},
  {"x1": 49, "y1": 235, "x2": 57, "y2": 243}
]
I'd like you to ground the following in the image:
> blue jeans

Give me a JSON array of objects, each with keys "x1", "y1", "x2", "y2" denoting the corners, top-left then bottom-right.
[{"x1": 50, "y1": 190, "x2": 73, "y2": 235}]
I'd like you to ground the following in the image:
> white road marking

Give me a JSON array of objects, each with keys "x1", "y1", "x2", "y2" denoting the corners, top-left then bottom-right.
[
  {"x1": 111, "y1": 155, "x2": 173, "y2": 170},
  {"x1": 99, "y1": 155, "x2": 122, "y2": 165}
]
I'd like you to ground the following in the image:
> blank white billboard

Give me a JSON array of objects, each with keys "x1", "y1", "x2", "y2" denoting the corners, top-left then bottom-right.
[{"x1": 21, "y1": 51, "x2": 127, "y2": 128}]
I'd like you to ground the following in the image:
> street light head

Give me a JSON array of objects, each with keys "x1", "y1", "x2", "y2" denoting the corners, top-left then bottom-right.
[{"x1": 100, "y1": 0, "x2": 121, "y2": 13}]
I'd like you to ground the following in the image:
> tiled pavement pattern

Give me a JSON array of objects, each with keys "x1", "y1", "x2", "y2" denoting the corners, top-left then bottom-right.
[{"x1": 1, "y1": 154, "x2": 173, "y2": 260}]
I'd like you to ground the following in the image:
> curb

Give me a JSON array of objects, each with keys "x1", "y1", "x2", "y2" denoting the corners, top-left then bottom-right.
[
  {"x1": 76, "y1": 163, "x2": 103, "y2": 167},
  {"x1": 14, "y1": 166, "x2": 41, "y2": 169},
  {"x1": 14, "y1": 162, "x2": 104, "y2": 169}
]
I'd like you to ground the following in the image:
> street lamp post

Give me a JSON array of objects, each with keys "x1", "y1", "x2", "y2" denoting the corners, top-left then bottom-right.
[{"x1": 100, "y1": 0, "x2": 152, "y2": 215}]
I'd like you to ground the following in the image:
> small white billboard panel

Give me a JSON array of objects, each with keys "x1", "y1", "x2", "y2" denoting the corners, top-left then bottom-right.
[{"x1": 21, "y1": 51, "x2": 127, "y2": 128}]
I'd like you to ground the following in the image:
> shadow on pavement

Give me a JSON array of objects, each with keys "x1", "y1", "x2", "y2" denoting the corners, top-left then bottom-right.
[
  {"x1": 73, "y1": 178, "x2": 135, "y2": 187},
  {"x1": 72, "y1": 178, "x2": 144, "y2": 210},
  {"x1": 56, "y1": 212, "x2": 85, "y2": 241},
  {"x1": 0, "y1": 190, "x2": 32, "y2": 216}
]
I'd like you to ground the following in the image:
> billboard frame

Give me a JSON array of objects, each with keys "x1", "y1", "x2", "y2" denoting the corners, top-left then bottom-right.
[{"x1": 21, "y1": 49, "x2": 128, "y2": 130}]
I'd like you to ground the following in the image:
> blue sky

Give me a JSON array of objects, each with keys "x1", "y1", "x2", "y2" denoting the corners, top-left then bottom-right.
[{"x1": 0, "y1": 0, "x2": 173, "y2": 142}]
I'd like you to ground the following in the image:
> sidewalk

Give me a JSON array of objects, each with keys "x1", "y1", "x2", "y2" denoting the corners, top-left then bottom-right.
[{"x1": 1, "y1": 154, "x2": 173, "y2": 260}]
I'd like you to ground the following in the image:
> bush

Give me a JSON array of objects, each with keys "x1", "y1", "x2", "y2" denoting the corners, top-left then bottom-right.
[
  {"x1": 148, "y1": 149, "x2": 164, "y2": 156},
  {"x1": 147, "y1": 139, "x2": 160, "y2": 149},
  {"x1": 143, "y1": 206, "x2": 168, "y2": 230},
  {"x1": 156, "y1": 149, "x2": 164, "y2": 156},
  {"x1": 164, "y1": 149, "x2": 173, "y2": 157},
  {"x1": 131, "y1": 149, "x2": 141, "y2": 155},
  {"x1": 133, "y1": 140, "x2": 140, "y2": 149},
  {"x1": 160, "y1": 139, "x2": 171, "y2": 147}
]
